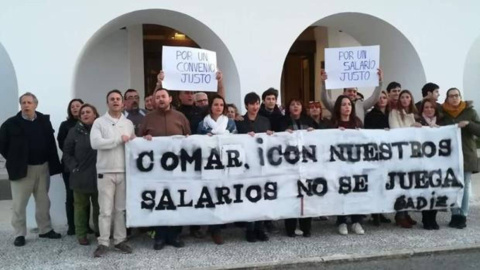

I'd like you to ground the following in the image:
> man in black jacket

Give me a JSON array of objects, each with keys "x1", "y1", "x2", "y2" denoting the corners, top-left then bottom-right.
[{"x1": 0, "y1": 92, "x2": 62, "y2": 247}]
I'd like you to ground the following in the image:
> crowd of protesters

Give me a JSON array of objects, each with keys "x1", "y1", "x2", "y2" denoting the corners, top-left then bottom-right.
[{"x1": 1, "y1": 67, "x2": 479, "y2": 258}]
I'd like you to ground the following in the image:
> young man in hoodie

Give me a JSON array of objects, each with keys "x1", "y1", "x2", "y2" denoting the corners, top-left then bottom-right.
[{"x1": 90, "y1": 89, "x2": 135, "y2": 258}]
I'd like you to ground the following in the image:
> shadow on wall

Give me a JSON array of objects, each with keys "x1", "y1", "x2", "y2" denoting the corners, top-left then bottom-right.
[
  {"x1": 73, "y1": 9, "x2": 241, "y2": 113},
  {"x1": 0, "y1": 43, "x2": 18, "y2": 123}
]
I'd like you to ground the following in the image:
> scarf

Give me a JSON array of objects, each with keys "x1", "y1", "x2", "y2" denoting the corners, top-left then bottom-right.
[
  {"x1": 442, "y1": 101, "x2": 466, "y2": 118},
  {"x1": 422, "y1": 113, "x2": 437, "y2": 126},
  {"x1": 203, "y1": 114, "x2": 230, "y2": 134}
]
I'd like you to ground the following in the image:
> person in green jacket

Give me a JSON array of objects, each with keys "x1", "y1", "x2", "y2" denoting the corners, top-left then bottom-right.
[{"x1": 441, "y1": 88, "x2": 480, "y2": 229}]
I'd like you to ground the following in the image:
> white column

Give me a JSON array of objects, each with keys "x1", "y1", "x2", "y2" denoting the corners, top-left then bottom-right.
[{"x1": 127, "y1": 25, "x2": 145, "y2": 106}]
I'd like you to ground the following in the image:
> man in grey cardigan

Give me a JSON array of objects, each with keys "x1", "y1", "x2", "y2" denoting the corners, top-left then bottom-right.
[{"x1": 320, "y1": 69, "x2": 383, "y2": 123}]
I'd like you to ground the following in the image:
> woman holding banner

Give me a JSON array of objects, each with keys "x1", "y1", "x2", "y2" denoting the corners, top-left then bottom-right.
[
  {"x1": 364, "y1": 91, "x2": 392, "y2": 226},
  {"x1": 389, "y1": 90, "x2": 421, "y2": 228},
  {"x1": 418, "y1": 98, "x2": 442, "y2": 230},
  {"x1": 440, "y1": 88, "x2": 480, "y2": 229},
  {"x1": 331, "y1": 95, "x2": 365, "y2": 235},
  {"x1": 280, "y1": 98, "x2": 315, "y2": 237},
  {"x1": 62, "y1": 104, "x2": 100, "y2": 245},
  {"x1": 198, "y1": 94, "x2": 237, "y2": 245}
]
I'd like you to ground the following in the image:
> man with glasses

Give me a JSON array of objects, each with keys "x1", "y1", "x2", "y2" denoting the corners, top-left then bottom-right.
[{"x1": 124, "y1": 89, "x2": 147, "y2": 136}]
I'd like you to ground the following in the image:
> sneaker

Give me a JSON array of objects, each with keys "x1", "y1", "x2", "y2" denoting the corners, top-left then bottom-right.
[
  {"x1": 93, "y1": 245, "x2": 108, "y2": 258},
  {"x1": 338, "y1": 223, "x2": 348, "y2": 235},
  {"x1": 114, "y1": 241, "x2": 133, "y2": 254},
  {"x1": 39, "y1": 230, "x2": 62, "y2": 239},
  {"x1": 352, "y1": 223, "x2": 365, "y2": 235}
]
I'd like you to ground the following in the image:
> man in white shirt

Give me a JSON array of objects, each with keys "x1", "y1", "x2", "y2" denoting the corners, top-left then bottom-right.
[{"x1": 90, "y1": 89, "x2": 135, "y2": 258}]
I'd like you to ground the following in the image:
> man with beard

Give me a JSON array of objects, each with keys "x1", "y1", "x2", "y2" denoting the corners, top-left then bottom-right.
[
  {"x1": 123, "y1": 89, "x2": 147, "y2": 136},
  {"x1": 155, "y1": 70, "x2": 225, "y2": 135},
  {"x1": 139, "y1": 88, "x2": 191, "y2": 250},
  {"x1": 155, "y1": 70, "x2": 224, "y2": 238}
]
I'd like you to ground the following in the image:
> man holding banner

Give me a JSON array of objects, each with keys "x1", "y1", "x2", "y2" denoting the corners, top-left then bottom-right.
[{"x1": 139, "y1": 88, "x2": 191, "y2": 250}]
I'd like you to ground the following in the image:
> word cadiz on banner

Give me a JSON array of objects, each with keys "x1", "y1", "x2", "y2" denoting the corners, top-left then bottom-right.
[{"x1": 125, "y1": 126, "x2": 464, "y2": 227}]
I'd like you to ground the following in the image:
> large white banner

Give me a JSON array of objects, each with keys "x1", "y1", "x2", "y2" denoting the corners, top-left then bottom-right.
[
  {"x1": 325, "y1": 45, "x2": 380, "y2": 89},
  {"x1": 126, "y1": 126, "x2": 464, "y2": 227},
  {"x1": 162, "y1": 46, "x2": 218, "y2": 92}
]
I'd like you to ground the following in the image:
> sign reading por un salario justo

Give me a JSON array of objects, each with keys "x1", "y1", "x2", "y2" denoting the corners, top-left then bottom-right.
[{"x1": 125, "y1": 125, "x2": 464, "y2": 227}]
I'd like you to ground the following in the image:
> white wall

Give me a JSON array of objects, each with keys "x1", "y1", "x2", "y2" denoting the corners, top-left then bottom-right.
[
  {"x1": 74, "y1": 29, "x2": 130, "y2": 113},
  {"x1": 0, "y1": 43, "x2": 18, "y2": 123}
]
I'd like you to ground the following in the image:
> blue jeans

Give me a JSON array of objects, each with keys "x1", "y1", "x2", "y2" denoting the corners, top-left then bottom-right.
[{"x1": 452, "y1": 172, "x2": 472, "y2": 217}]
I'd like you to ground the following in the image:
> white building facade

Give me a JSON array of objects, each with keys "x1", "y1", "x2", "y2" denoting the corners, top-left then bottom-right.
[{"x1": 1, "y1": 0, "x2": 480, "y2": 226}]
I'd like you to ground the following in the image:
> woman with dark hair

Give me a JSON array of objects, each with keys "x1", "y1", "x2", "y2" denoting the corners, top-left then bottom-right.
[
  {"x1": 440, "y1": 88, "x2": 480, "y2": 229},
  {"x1": 280, "y1": 98, "x2": 314, "y2": 237},
  {"x1": 62, "y1": 104, "x2": 100, "y2": 245},
  {"x1": 388, "y1": 90, "x2": 421, "y2": 228},
  {"x1": 331, "y1": 95, "x2": 364, "y2": 235},
  {"x1": 197, "y1": 94, "x2": 236, "y2": 245},
  {"x1": 364, "y1": 90, "x2": 392, "y2": 226},
  {"x1": 418, "y1": 98, "x2": 441, "y2": 230},
  {"x1": 198, "y1": 95, "x2": 237, "y2": 135},
  {"x1": 57, "y1": 98, "x2": 84, "y2": 235}
]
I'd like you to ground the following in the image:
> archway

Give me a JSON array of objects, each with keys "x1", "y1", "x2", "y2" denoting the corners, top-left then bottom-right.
[
  {"x1": 73, "y1": 9, "x2": 241, "y2": 113},
  {"x1": 281, "y1": 12, "x2": 427, "y2": 117}
]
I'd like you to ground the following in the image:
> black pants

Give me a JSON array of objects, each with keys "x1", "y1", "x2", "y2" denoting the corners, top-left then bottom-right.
[
  {"x1": 422, "y1": 210, "x2": 438, "y2": 224},
  {"x1": 285, "y1": 218, "x2": 312, "y2": 234},
  {"x1": 336, "y1": 215, "x2": 363, "y2": 224},
  {"x1": 154, "y1": 226, "x2": 181, "y2": 242},
  {"x1": 246, "y1": 221, "x2": 264, "y2": 232},
  {"x1": 207, "y1": 225, "x2": 222, "y2": 234},
  {"x1": 62, "y1": 172, "x2": 75, "y2": 230}
]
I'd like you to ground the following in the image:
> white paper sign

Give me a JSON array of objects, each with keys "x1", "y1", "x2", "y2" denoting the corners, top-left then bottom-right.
[
  {"x1": 325, "y1": 45, "x2": 380, "y2": 89},
  {"x1": 126, "y1": 125, "x2": 464, "y2": 227},
  {"x1": 162, "y1": 46, "x2": 218, "y2": 92}
]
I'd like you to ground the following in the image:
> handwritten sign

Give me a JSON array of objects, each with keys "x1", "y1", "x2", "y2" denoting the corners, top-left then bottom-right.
[
  {"x1": 325, "y1": 45, "x2": 380, "y2": 89},
  {"x1": 125, "y1": 126, "x2": 464, "y2": 227},
  {"x1": 162, "y1": 46, "x2": 218, "y2": 92}
]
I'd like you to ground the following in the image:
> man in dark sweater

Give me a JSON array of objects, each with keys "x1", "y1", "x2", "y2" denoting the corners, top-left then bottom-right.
[
  {"x1": 0, "y1": 92, "x2": 62, "y2": 247},
  {"x1": 235, "y1": 92, "x2": 273, "y2": 242},
  {"x1": 123, "y1": 89, "x2": 147, "y2": 136}
]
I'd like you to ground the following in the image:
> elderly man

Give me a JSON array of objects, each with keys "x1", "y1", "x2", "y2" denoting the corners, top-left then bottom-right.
[{"x1": 0, "y1": 92, "x2": 62, "y2": 247}]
